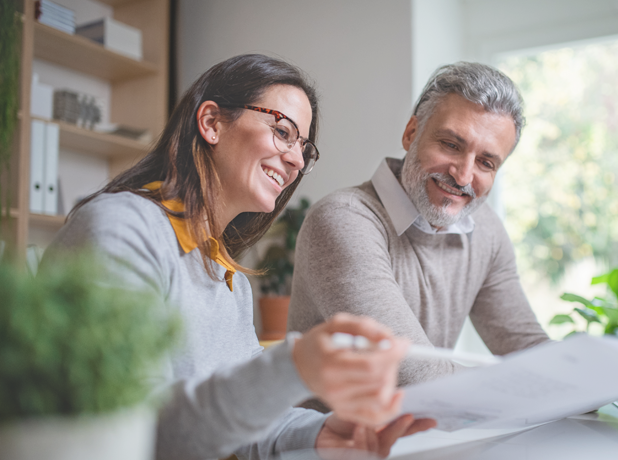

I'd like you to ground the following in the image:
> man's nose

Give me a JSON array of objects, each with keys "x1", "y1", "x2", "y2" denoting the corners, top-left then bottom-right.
[{"x1": 448, "y1": 156, "x2": 474, "y2": 187}]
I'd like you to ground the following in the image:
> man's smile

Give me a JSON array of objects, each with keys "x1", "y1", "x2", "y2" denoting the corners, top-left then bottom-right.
[{"x1": 432, "y1": 177, "x2": 469, "y2": 198}]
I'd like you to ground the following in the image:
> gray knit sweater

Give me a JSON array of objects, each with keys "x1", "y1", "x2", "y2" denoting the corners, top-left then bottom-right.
[
  {"x1": 288, "y1": 171, "x2": 549, "y2": 387},
  {"x1": 42, "y1": 192, "x2": 327, "y2": 460}
]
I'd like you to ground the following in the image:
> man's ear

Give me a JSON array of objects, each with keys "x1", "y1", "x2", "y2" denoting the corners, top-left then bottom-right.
[
  {"x1": 402, "y1": 116, "x2": 418, "y2": 151},
  {"x1": 197, "y1": 101, "x2": 221, "y2": 145}
]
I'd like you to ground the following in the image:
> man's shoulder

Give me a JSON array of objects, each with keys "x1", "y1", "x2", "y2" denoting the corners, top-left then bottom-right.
[
  {"x1": 302, "y1": 181, "x2": 395, "y2": 236},
  {"x1": 469, "y1": 203, "x2": 511, "y2": 242},
  {"x1": 470, "y1": 203, "x2": 503, "y2": 227},
  {"x1": 310, "y1": 181, "x2": 384, "y2": 217}
]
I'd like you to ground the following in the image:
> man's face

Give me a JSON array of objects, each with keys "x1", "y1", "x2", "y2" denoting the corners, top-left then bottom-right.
[{"x1": 400, "y1": 94, "x2": 516, "y2": 228}]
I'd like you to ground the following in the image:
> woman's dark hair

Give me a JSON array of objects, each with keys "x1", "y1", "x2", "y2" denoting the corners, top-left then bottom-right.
[{"x1": 70, "y1": 54, "x2": 320, "y2": 279}]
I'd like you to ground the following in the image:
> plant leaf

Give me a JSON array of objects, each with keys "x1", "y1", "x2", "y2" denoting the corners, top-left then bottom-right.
[
  {"x1": 591, "y1": 273, "x2": 609, "y2": 285},
  {"x1": 574, "y1": 307, "x2": 601, "y2": 324},
  {"x1": 549, "y1": 314, "x2": 575, "y2": 325},
  {"x1": 605, "y1": 323, "x2": 618, "y2": 336},
  {"x1": 600, "y1": 307, "x2": 618, "y2": 324},
  {"x1": 592, "y1": 269, "x2": 618, "y2": 299},
  {"x1": 560, "y1": 293, "x2": 593, "y2": 307}
]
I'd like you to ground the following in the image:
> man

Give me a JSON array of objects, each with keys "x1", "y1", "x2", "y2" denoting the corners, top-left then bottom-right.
[{"x1": 288, "y1": 62, "x2": 549, "y2": 393}]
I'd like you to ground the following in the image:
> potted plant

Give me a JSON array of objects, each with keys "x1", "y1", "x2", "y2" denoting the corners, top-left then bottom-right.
[
  {"x1": 0, "y1": 254, "x2": 181, "y2": 460},
  {"x1": 549, "y1": 268, "x2": 618, "y2": 337},
  {"x1": 256, "y1": 198, "x2": 310, "y2": 340}
]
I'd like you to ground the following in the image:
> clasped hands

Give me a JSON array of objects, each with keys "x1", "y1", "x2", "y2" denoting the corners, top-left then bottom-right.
[{"x1": 293, "y1": 313, "x2": 436, "y2": 458}]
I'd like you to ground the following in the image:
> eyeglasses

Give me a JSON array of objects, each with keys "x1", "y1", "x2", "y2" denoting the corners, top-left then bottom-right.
[{"x1": 240, "y1": 105, "x2": 320, "y2": 175}]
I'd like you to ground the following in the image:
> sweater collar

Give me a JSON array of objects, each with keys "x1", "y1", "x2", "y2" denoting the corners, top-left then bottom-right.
[{"x1": 142, "y1": 181, "x2": 236, "y2": 291}]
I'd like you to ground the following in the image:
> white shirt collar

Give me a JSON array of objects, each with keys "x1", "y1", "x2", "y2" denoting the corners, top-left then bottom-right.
[{"x1": 371, "y1": 158, "x2": 475, "y2": 236}]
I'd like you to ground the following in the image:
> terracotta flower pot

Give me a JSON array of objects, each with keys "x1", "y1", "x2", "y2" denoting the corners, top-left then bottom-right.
[{"x1": 259, "y1": 295, "x2": 290, "y2": 341}]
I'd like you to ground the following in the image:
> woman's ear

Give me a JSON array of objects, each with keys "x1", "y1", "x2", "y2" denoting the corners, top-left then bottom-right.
[
  {"x1": 402, "y1": 115, "x2": 418, "y2": 151},
  {"x1": 197, "y1": 101, "x2": 221, "y2": 145}
]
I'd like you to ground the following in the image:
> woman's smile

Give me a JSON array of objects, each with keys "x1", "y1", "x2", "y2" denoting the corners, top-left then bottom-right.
[{"x1": 262, "y1": 165, "x2": 285, "y2": 188}]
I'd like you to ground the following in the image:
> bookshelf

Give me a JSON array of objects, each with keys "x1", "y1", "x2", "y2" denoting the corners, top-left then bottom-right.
[
  {"x1": 8, "y1": 0, "x2": 169, "y2": 258},
  {"x1": 40, "y1": 117, "x2": 151, "y2": 158},
  {"x1": 33, "y1": 22, "x2": 158, "y2": 81}
]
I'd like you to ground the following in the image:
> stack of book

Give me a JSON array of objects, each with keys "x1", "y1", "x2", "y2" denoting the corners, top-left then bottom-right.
[{"x1": 35, "y1": 0, "x2": 75, "y2": 35}]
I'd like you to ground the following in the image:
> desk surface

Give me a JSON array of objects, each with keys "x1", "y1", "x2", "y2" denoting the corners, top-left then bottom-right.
[{"x1": 390, "y1": 403, "x2": 618, "y2": 459}]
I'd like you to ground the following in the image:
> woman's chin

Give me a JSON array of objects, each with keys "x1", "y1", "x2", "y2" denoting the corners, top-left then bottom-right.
[{"x1": 252, "y1": 198, "x2": 277, "y2": 215}]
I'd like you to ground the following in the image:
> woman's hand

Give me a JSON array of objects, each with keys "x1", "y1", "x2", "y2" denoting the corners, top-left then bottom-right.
[
  {"x1": 316, "y1": 413, "x2": 437, "y2": 459},
  {"x1": 292, "y1": 313, "x2": 409, "y2": 426}
]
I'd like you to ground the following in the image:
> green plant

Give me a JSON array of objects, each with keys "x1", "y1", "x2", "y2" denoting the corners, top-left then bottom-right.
[
  {"x1": 0, "y1": 254, "x2": 182, "y2": 421},
  {"x1": 0, "y1": 0, "x2": 21, "y2": 219},
  {"x1": 257, "y1": 198, "x2": 310, "y2": 296},
  {"x1": 549, "y1": 268, "x2": 618, "y2": 337}
]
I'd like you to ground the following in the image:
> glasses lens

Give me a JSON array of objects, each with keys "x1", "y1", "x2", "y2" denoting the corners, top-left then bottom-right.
[
  {"x1": 301, "y1": 143, "x2": 318, "y2": 175},
  {"x1": 272, "y1": 118, "x2": 298, "y2": 153}
]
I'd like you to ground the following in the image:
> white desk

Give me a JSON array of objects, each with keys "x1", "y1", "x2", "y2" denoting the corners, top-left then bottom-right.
[{"x1": 390, "y1": 404, "x2": 618, "y2": 459}]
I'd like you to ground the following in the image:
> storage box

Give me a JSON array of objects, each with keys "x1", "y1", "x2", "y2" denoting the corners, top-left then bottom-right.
[
  {"x1": 76, "y1": 17, "x2": 142, "y2": 60},
  {"x1": 30, "y1": 74, "x2": 54, "y2": 120}
]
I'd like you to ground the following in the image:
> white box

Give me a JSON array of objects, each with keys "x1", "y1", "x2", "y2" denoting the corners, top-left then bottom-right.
[
  {"x1": 30, "y1": 73, "x2": 54, "y2": 120},
  {"x1": 76, "y1": 17, "x2": 142, "y2": 61}
]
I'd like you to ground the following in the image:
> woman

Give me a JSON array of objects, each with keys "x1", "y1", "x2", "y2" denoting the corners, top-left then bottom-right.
[{"x1": 43, "y1": 54, "x2": 434, "y2": 459}]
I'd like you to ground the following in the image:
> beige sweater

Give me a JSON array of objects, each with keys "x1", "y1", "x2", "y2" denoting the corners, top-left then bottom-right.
[{"x1": 288, "y1": 175, "x2": 549, "y2": 387}]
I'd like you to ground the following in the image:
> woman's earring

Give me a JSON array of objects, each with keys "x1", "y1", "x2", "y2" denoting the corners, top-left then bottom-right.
[{"x1": 212, "y1": 136, "x2": 216, "y2": 141}]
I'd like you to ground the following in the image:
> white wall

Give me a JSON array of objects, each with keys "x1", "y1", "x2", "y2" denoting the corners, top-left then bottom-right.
[
  {"x1": 411, "y1": 0, "x2": 464, "y2": 103},
  {"x1": 462, "y1": 0, "x2": 618, "y2": 62},
  {"x1": 177, "y1": 0, "x2": 412, "y2": 207},
  {"x1": 412, "y1": 0, "x2": 618, "y2": 94}
]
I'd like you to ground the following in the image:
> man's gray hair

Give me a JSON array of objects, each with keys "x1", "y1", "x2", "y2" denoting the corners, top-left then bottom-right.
[{"x1": 413, "y1": 62, "x2": 525, "y2": 147}]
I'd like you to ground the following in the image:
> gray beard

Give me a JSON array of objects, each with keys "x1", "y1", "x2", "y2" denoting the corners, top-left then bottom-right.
[{"x1": 400, "y1": 141, "x2": 487, "y2": 228}]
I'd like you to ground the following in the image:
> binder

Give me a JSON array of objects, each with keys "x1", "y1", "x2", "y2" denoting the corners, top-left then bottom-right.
[
  {"x1": 43, "y1": 122, "x2": 59, "y2": 215},
  {"x1": 29, "y1": 120, "x2": 45, "y2": 214}
]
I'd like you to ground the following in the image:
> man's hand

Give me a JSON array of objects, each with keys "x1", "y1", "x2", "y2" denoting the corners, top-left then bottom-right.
[
  {"x1": 292, "y1": 313, "x2": 409, "y2": 426},
  {"x1": 316, "y1": 413, "x2": 437, "y2": 459}
]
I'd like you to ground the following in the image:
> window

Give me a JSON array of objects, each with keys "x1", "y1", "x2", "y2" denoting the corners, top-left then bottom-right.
[{"x1": 497, "y1": 39, "x2": 618, "y2": 337}]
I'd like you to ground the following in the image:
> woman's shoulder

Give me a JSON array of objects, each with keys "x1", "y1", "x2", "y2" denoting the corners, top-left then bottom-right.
[
  {"x1": 72, "y1": 192, "x2": 167, "y2": 227},
  {"x1": 57, "y1": 192, "x2": 172, "y2": 249}
]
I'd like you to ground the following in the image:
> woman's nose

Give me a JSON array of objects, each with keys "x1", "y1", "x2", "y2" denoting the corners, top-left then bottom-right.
[{"x1": 281, "y1": 142, "x2": 305, "y2": 171}]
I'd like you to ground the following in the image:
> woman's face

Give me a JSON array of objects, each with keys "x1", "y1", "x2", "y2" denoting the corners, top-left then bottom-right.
[{"x1": 209, "y1": 85, "x2": 312, "y2": 221}]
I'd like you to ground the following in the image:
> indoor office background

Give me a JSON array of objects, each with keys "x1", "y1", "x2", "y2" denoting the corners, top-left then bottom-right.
[{"x1": 32, "y1": 0, "x2": 618, "y2": 347}]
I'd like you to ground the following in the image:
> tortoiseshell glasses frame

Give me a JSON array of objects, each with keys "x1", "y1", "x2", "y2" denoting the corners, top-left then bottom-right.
[{"x1": 240, "y1": 105, "x2": 320, "y2": 175}]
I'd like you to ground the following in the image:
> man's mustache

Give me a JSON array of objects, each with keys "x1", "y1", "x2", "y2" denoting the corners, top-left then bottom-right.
[{"x1": 428, "y1": 172, "x2": 477, "y2": 199}]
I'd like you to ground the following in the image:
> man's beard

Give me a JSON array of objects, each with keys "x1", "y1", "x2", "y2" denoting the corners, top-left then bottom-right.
[{"x1": 400, "y1": 141, "x2": 487, "y2": 228}]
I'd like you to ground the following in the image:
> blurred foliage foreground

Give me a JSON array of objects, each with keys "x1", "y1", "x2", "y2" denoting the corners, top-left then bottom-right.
[
  {"x1": 550, "y1": 268, "x2": 618, "y2": 337},
  {"x1": 499, "y1": 40, "x2": 618, "y2": 282},
  {"x1": 0, "y1": 254, "x2": 182, "y2": 422}
]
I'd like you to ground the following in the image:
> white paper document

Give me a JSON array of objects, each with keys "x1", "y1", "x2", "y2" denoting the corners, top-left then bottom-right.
[{"x1": 401, "y1": 334, "x2": 618, "y2": 432}]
